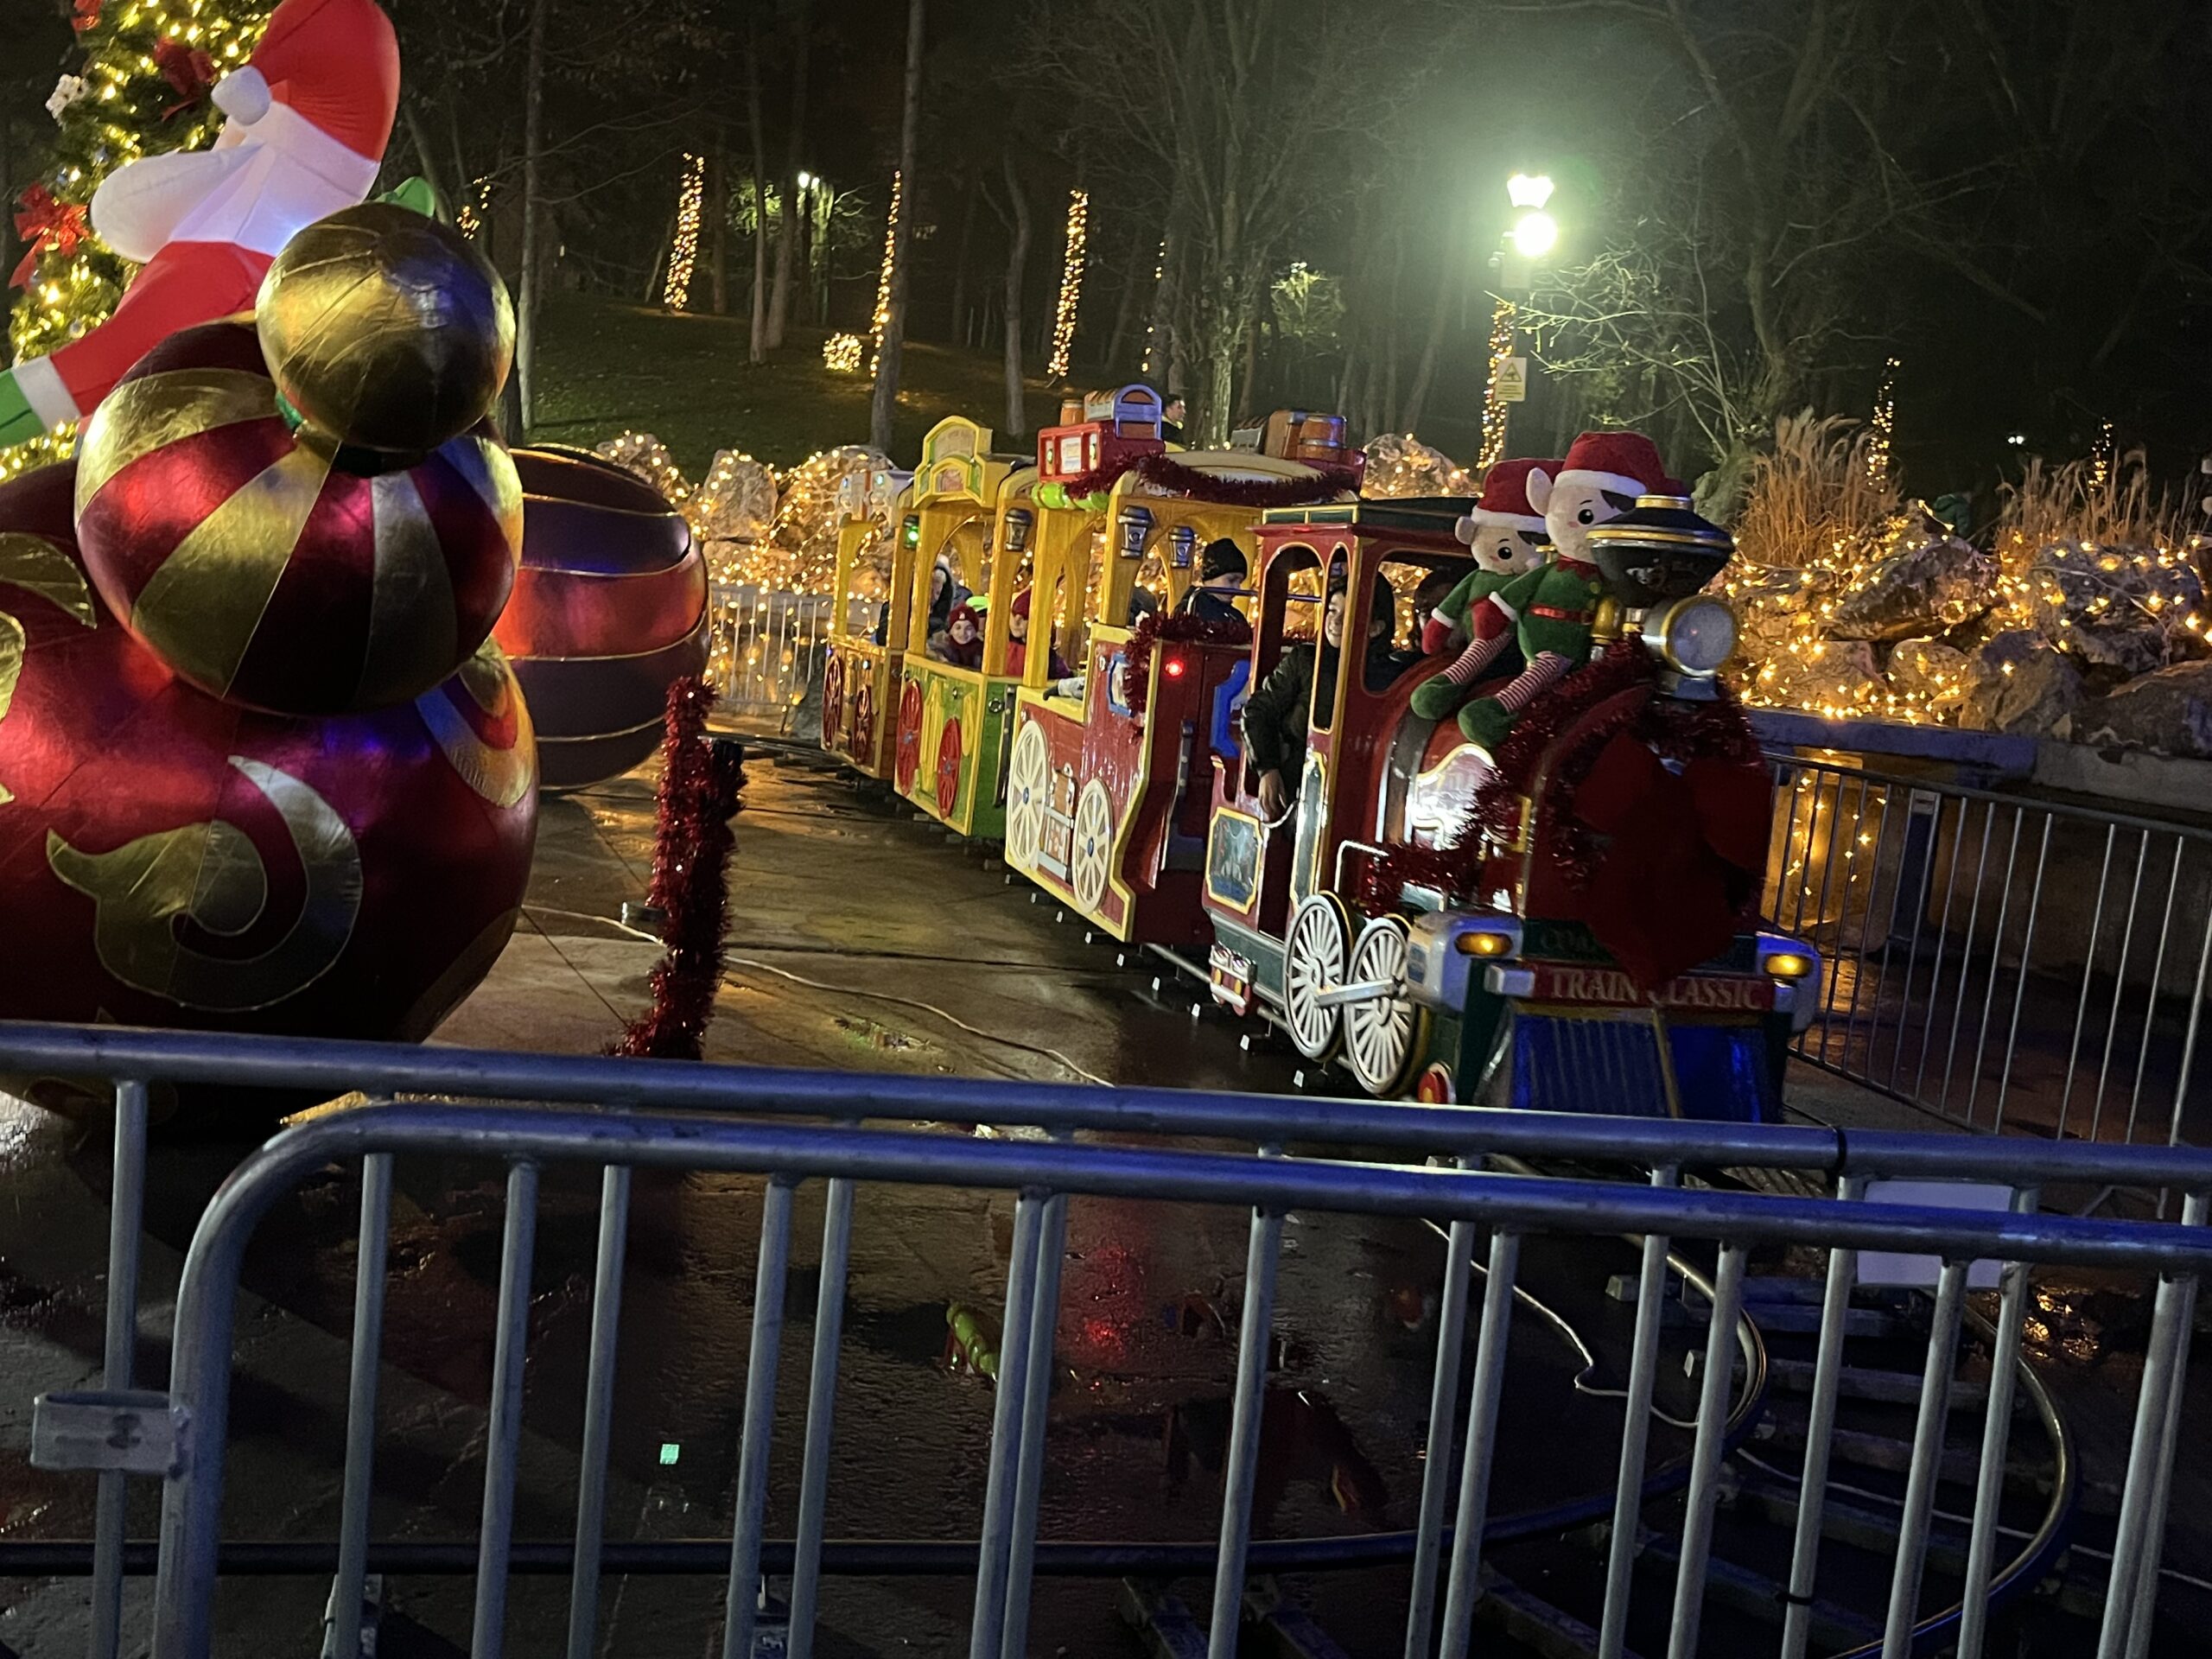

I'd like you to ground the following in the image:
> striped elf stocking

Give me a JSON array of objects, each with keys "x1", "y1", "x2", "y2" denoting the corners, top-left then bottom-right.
[
  {"x1": 1436, "y1": 631, "x2": 1510, "y2": 690},
  {"x1": 1492, "y1": 652, "x2": 1573, "y2": 713}
]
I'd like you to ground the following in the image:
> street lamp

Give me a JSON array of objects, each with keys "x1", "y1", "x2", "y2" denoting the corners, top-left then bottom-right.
[
  {"x1": 1484, "y1": 173, "x2": 1559, "y2": 469},
  {"x1": 1507, "y1": 172, "x2": 1554, "y2": 210},
  {"x1": 1510, "y1": 212, "x2": 1559, "y2": 259}
]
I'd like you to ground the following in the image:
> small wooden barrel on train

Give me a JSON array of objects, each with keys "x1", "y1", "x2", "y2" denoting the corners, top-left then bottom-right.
[{"x1": 495, "y1": 448, "x2": 709, "y2": 791}]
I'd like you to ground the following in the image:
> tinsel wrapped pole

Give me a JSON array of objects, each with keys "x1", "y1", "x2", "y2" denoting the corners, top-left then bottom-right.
[{"x1": 610, "y1": 676, "x2": 746, "y2": 1060}]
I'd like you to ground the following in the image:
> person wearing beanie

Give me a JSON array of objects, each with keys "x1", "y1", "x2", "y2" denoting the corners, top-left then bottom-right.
[
  {"x1": 1416, "y1": 430, "x2": 1680, "y2": 754},
  {"x1": 1178, "y1": 537, "x2": 1250, "y2": 629},
  {"x1": 1007, "y1": 588, "x2": 1069, "y2": 680},
  {"x1": 931, "y1": 601, "x2": 986, "y2": 669}
]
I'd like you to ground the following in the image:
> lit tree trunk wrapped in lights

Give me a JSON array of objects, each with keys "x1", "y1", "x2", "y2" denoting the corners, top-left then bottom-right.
[
  {"x1": 1046, "y1": 187, "x2": 1088, "y2": 381},
  {"x1": 1, "y1": 0, "x2": 277, "y2": 480}
]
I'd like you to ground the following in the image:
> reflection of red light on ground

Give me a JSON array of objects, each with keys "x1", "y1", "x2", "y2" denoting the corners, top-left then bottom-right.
[
  {"x1": 1080, "y1": 1315, "x2": 1122, "y2": 1354},
  {"x1": 1164, "y1": 657, "x2": 1185, "y2": 677}
]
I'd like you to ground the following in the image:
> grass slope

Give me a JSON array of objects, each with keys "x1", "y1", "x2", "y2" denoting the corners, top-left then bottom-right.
[{"x1": 529, "y1": 293, "x2": 1067, "y2": 474}]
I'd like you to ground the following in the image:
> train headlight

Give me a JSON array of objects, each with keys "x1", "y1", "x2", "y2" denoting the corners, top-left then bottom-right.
[
  {"x1": 1456, "y1": 929, "x2": 1515, "y2": 957},
  {"x1": 1647, "y1": 594, "x2": 1738, "y2": 677},
  {"x1": 1764, "y1": 951, "x2": 1814, "y2": 981}
]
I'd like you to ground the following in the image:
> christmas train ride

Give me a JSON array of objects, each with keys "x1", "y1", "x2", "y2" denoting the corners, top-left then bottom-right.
[{"x1": 823, "y1": 406, "x2": 1819, "y2": 1121}]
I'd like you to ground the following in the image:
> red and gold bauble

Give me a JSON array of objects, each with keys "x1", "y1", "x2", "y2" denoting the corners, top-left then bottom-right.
[
  {"x1": 72, "y1": 319, "x2": 522, "y2": 716},
  {"x1": 0, "y1": 461, "x2": 537, "y2": 1044},
  {"x1": 495, "y1": 447, "x2": 709, "y2": 790}
]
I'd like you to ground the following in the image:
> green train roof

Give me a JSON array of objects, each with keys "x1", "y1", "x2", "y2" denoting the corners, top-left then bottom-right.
[{"x1": 1261, "y1": 496, "x2": 1476, "y2": 532}]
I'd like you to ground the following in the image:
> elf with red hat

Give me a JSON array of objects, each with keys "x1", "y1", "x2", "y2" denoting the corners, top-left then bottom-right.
[
  {"x1": 1412, "y1": 430, "x2": 1681, "y2": 754},
  {"x1": 0, "y1": 0, "x2": 401, "y2": 446},
  {"x1": 1412, "y1": 457, "x2": 1556, "y2": 721}
]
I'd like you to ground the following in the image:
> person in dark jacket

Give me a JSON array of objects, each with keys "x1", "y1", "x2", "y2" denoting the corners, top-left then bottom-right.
[
  {"x1": 1178, "y1": 539, "x2": 1249, "y2": 629},
  {"x1": 1243, "y1": 572, "x2": 1395, "y2": 819}
]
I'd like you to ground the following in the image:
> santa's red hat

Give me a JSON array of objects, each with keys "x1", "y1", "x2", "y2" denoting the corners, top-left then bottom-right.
[
  {"x1": 1555, "y1": 430, "x2": 1683, "y2": 500},
  {"x1": 213, "y1": 0, "x2": 400, "y2": 177},
  {"x1": 1456, "y1": 456, "x2": 1558, "y2": 542}
]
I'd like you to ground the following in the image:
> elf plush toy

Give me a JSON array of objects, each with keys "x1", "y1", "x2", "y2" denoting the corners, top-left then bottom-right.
[
  {"x1": 0, "y1": 0, "x2": 400, "y2": 446},
  {"x1": 1414, "y1": 430, "x2": 1681, "y2": 755},
  {"x1": 1411, "y1": 457, "x2": 1557, "y2": 720}
]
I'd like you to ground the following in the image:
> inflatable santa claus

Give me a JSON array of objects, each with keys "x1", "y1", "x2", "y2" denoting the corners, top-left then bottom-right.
[{"x1": 0, "y1": 0, "x2": 399, "y2": 447}]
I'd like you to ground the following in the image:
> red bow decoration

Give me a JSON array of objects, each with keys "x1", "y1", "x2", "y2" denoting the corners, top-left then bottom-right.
[
  {"x1": 1570, "y1": 732, "x2": 1772, "y2": 992},
  {"x1": 154, "y1": 39, "x2": 218, "y2": 117},
  {"x1": 71, "y1": 0, "x2": 100, "y2": 35},
  {"x1": 12, "y1": 186, "x2": 91, "y2": 289}
]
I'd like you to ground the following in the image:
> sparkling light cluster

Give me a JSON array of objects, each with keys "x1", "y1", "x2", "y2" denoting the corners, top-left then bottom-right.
[
  {"x1": 1140, "y1": 238, "x2": 1166, "y2": 376},
  {"x1": 869, "y1": 170, "x2": 902, "y2": 375},
  {"x1": 663, "y1": 152, "x2": 705, "y2": 312},
  {"x1": 3, "y1": 0, "x2": 275, "y2": 480},
  {"x1": 1478, "y1": 297, "x2": 1516, "y2": 471},
  {"x1": 1360, "y1": 433, "x2": 1473, "y2": 499},
  {"x1": 1047, "y1": 188, "x2": 1089, "y2": 378},
  {"x1": 822, "y1": 332, "x2": 863, "y2": 372},
  {"x1": 455, "y1": 176, "x2": 491, "y2": 240},
  {"x1": 1866, "y1": 356, "x2": 1897, "y2": 484}
]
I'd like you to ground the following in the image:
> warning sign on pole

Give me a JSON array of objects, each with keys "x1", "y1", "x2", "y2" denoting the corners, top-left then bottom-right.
[{"x1": 1495, "y1": 357, "x2": 1529, "y2": 403}]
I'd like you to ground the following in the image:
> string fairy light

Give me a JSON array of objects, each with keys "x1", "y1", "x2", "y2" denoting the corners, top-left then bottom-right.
[
  {"x1": 822, "y1": 333, "x2": 863, "y2": 372},
  {"x1": 869, "y1": 169, "x2": 902, "y2": 375},
  {"x1": 1866, "y1": 355, "x2": 1897, "y2": 484},
  {"x1": 1140, "y1": 238, "x2": 1166, "y2": 376},
  {"x1": 663, "y1": 152, "x2": 705, "y2": 312},
  {"x1": 1046, "y1": 188, "x2": 1089, "y2": 379},
  {"x1": 3, "y1": 0, "x2": 275, "y2": 480},
  {"x1": 1478, "y1": 297, "x2": 1516, "y2": 470},
  {"x1": 2091, "y1": 419, "x2": 2114, "y2": 493}
]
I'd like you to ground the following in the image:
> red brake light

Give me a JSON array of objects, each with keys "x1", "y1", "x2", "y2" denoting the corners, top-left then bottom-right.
[{"x1": 1164, "y1": 658, "x2": 1186, "y2": 678}]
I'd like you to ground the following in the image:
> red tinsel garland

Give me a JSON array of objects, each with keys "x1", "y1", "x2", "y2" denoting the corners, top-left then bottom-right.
[
  {"x1": 1061, "y1": 449, "x2": 1360, "y2": 508},
  {"x1": 609, "y1": 677, "x2": 746, "y2": 1060},
  {"x1": 1119, "y1": 609, "x2": 1253, "y2": 719}
]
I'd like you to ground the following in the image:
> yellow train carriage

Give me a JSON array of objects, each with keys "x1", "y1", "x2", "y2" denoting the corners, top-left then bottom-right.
[{"x1": 822, "y1": 465, "x2": 913, "y2": 779}]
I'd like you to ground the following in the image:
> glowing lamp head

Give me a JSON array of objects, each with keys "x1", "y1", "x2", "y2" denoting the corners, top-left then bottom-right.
[
  {"x1": 1510, "y1": 211, "x2": 1559, "y2": 260},
  {"x1": 1163, "y1": 655, "x2": 1186, "y2": 679},
  {"x1": 1507, "y1": 172, "x2": 1554, "y2": 210},
  {"x1": 1765, "y1": 950, "x2": 1814, "y2": 981},
  {"x1": 1455, "y1": 929, "x2": 1514, "y2": 958}
]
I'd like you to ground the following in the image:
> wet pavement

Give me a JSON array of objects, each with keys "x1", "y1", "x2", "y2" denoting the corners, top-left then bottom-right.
[{"x1": 0, "y1": 747, "x2": 2207, "y2": 1656}]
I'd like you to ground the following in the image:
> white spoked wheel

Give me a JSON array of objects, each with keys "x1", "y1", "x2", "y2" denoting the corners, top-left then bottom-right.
[
  {"x1": 1282, "y1": 892, "x2": 1351, "y2": 1061},
  {"x1": 1071, "y1": 780, "x2": 1115, "y2": 912},
  {"x1": 1344, "y1": 914, "x2": 1427, "y2": 1098},
  {"x1": 1007, "y1": 720, "x2": 1049, "y2": 872}
]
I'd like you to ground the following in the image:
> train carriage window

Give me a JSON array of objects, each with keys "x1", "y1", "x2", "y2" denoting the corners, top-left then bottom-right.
[{"x1": 846, "y1": 524, "x2": 891, "y2": 640}]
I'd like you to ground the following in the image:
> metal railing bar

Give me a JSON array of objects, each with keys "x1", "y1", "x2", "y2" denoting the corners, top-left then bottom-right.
[
  {"x1": 1000, "y1": 1188, "x2": 1070, "y2": 1659},
  {"x1": 1770, "y1": 754, "x2": 2212, "y2": 846},
  {"x1": 1206, "y1": 1182, "x2": 1286, "y2": 1659},
  {"x1": 564, "y1": 1165, "x2": 631, "y2": 1659},
  {"x1": 1597, "y1": 1163, "x2": 1681, "y2": 1659},
  {"x1": 1665, "y1": 1241, "x2": 1747, "y2": 1659},
  {"x1": 1838, "y1": 781, "x2": 1896, "y2": 1071},
  {"x1": 721, "y1": 1176, "x2": 796, "y2": 1659},
  {"x1": 1937, "y1": 804, "x2": 2003, "y2": 1120},
  {"x1": 1955, "y1": 1187, "x2": 2038, "y2": 1659},
  {"x1": 89, "y1": 1077, "x2": 148, "y2": 1659},
  {"x1": 786, "y1": 1173, "x2": 856, "y2": 1659},
  {"x1": 1910, "y1": 795, "x2": 1975, "y2": 1104},
  {"x1": 2053, "y1": 825, "x2": 2117, "y2": 1147},
  {"x1": 1879, "y1": 1257, "x2": 1969, "y2": 1657},
  {"x1": 470, "y1": 1160, "x2": 540, "y2": 1659},
  {"x1": 1987, "y1": 814, "x2": 2053, "y2": 1135},
  {"x1": 328, "y1": 1152, "x2": 392, "y2": 1659},
  {"x1": 967, "y1": 1192, "x2": 1045, "y2": 1659},
  {"x1": 1780, "y1": 1174, "x2": 1866, "y2": 1659},
  {"x1": 1884, "y1": 792, "x2": 1937, "y2": 1093},
  {"x1": 2164, "y1": 907, "x2": 2212, "y2": 1157},
  {"x1": 1437, "y1": 1227, "x2": 1522, "y2": 1659},
  {"x1": 1403, "y1": 1206, "x2": 1478, "y2": 1659},
  {"x1": 2117, "y1": 1190, "x2": 2209, "y2": 1659},
  {"x1": 1961, "y1": 810, "x2": 2028, "y2": 1128},
  {"x1": 2089, "y1": 830, "x2": 2153, "y2": 1145},
  {"x1": 0, "y1": 1020, "x2": 1843, "y2": 1172},
  {"x1": 2123, "y1": 840, "x2": 2188, "y2": 1146},
  {"x1": 1805, "y1": 775, "x2": 1851, "y2": 1037}
]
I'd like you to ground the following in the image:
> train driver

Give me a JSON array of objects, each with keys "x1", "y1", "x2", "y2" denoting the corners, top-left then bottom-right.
[
  {"x1": 1243, "y1": 570, "x2": 1395, "y2": 820},
  {"x1": 1178, "y1": 539, "x2": 1252, "y2": 629}
]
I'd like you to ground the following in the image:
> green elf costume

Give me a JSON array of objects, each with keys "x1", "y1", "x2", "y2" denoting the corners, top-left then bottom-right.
[
  {"x1": 1410, "y1": 455, "x2": 1557, "y2": 721},
  {"x1": 1413, "y1": 430, "x2": 1682, "y2": 756}
]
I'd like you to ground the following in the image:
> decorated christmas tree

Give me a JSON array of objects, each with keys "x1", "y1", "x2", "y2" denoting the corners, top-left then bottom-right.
[{"x1": 3, "y1": 0, "x2": 274, "y2": 480}]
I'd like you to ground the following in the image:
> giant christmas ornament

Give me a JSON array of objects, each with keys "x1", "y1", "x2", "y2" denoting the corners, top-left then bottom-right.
[
  {"x1": 495, "y1": 448, "x2": 709, "y2": 790},
  {"x1": 73, "y1": 312, "x2": 520, "y2": 715},
  {"x1": 0, "y1": 0, "x2": 401, "y2": 447},
  {"x1": 0, "y1": 460, "x2": 536, "y2": 1044}
]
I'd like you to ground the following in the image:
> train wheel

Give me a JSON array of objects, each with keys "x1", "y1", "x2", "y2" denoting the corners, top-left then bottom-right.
[
  {"x1": 822, "y1": 653, "x2": 845, "y2": 743},
  {"x1": 894, "y1": 682, "x2": 924, "y2": 793},
  {"x1": 936, "y1": 717, "x2": 963, "y2": 813},
  {"x1": 1343, "y1": 915, "x2": 1428, "y2": 1097},
  {"x1": 1071, "y1": 780, "x2": 1114, "y2": 912},
  {"x1": 1007, "y1": 721, "x2": 1048, "y2": 871},
  {"x1": 853, "y1": 683, "x2": 875, "y2": 763},
  {"x1": 1283, "y1": 892, "x2": 1351, "y2": 1061}
]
